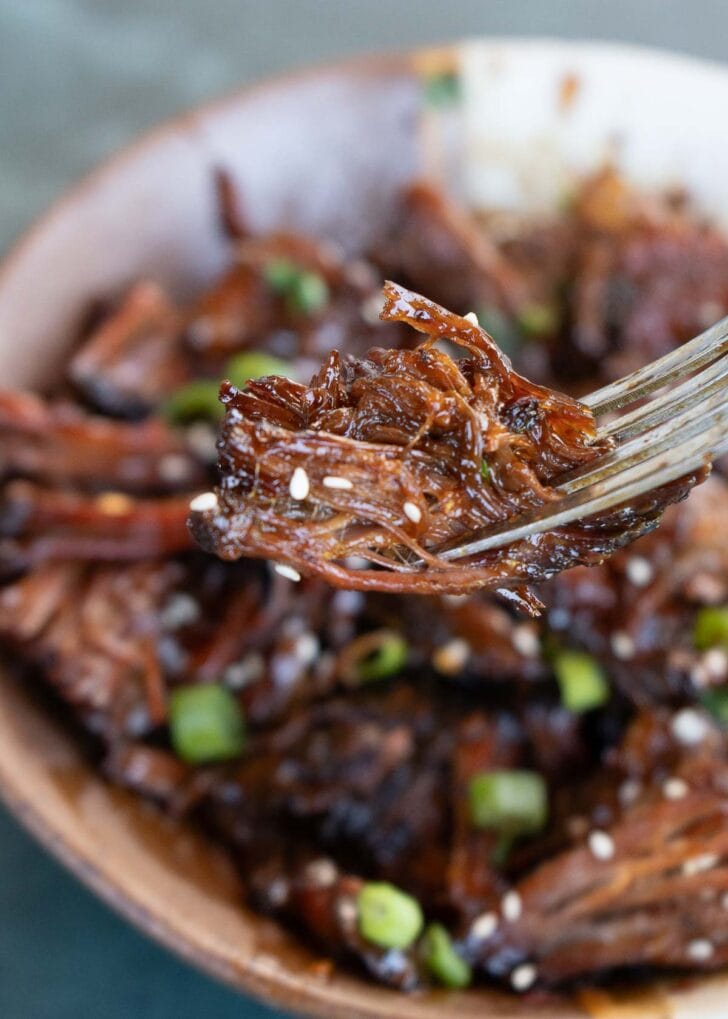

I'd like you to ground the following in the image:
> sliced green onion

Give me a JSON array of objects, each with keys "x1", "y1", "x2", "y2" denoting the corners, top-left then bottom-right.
[
  {"x1": 553, "y1": 650, "x2": 609, "y2": 713},
  {"x1": 424, "y1": 71, "x2": 461, "y2": 106},
  {"x1": 480, "y1": 458, "x2": 491, "y2": 481},
  {"x1": 162, "y1": 379, "x2": 223, "y2": 424},
  {"x1": 517, "y1": 301, "x2": 560, "y2": 337},
  {"x1": 351, "y1": 630, "x2": 408, "y2": 683},
  {"x1": 468, "y1": 769, "x2": 548, "y2": 836},
  {"x1": 357, "y1": 882, "x2": 424, "y2": 949},
  {"x1": 694, "y1": 606, "x2": 728, "y2": 650},
  {"x1": 421, "y1": 923, "x2": 472, "y2": 989},
  {"x1": 701, "y1": 688, "x2": 728, "y2": 725},
  {"x1": 226, "y1": 350, "x2": 291, "y2": 389},
  {"x1": 263, "y1": 258, "x2": 329, "y2": 316},
  {"x1": 168, "y1": 684, "x2": 246, "y2": 764}
]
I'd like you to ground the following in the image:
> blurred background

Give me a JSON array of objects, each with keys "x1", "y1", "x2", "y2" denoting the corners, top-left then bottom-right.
[{"x1": 1, "y1": 1, "x2": 727, "y2": 1015}]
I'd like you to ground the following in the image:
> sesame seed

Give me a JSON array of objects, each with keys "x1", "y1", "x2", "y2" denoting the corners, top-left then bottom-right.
[
  {"x1": 464, "y1": 311, "x2": 480, "y2": 326},
  {"x1": 703, "y1": 648, "x2": 728, "y2": 682},
  {"x1": 304, "y1": 858, "x2": 338, "y2": 887},
  {"x1": 403, "y1": 501, "x2": 422, "y2": 523},
  {"x1": 184, "y1": 421, "x2": 218, "y2": 463},
  {"x1": 432, "y1": 638, "x2": 470, "y2": 675},
  {"x1": 548, "y1": 607, "x2": 571, "y2": 629},
  {"x1": 289, "y1": 466, "x2": 310, "y2": 501},
  {"x1": 336, "y1": 897, "x2": 358, "y2": 929},
  {"x1": 470, "y1": 911, "x2": 498, "y2": 941},
  {"x1": 267, "y1": 877, "x2": 290, "y2": 907},
  {"x1": 510, "y1": 963, "x2": 537, "y2": 992},
  {"x1": 611, "y1": 631, "x2": 635, "y2": 660},
  {"x1": 663, "y1": 777, "x2": 689, "y2": 800},
  {"x1": 618, "y1": 779, "x2": 642, "y2": 808},
  {"x1": 512, "y1": 625, "x2": 540, "y2": 658},
  {"x1": 294, "y1": 632, "x2": 319, "y2": 667},
  {"x1": 360, "y1": 292, "x2": 385, "y2": 325},
  {"x1": 625, "y1": 556, "x2": 654, "y2": 587},
  {"x1": 189, "y1": 491, "x2": 218, "y2": 513},
  {"x1": 588, "y1": 830, "x2": 615, "y2": 861},
  {"x1": 159, "y1": 593, "x2": 200, "y2": 631},
  {"x1": 687, "y1": 939, "x2": 714, "y2": 961},
  {"x1": 672, "y1": 708, "x2": 710, "y2": 747},
  {"x1": 682, "y1": 854, "x2": 720, "y2": 877},
  {"x1": 502, "y1": 891, "x2": 522, "y2": 922},
  {"x1": 274, "y1": 563, "x2": 301, "y2": 582},
  {"x1": 223, "y1": 653, "x2": 264, "y2": 690},
  {"x1": 322, "y1": 475, "x2": 353, "y2": 490}
]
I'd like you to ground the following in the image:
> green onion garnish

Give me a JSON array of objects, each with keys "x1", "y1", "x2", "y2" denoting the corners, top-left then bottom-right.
[
  {"x1": 424, "y1": 71, "x2": 461, "y2": 106},
  {"x1": 421, "y1": 923, "x2": 472, "y2": 989},
  {"x1": 162, "y1": 379, "x2": 223, "y2": 424},
  {"x1": 517, "y1": 302, "x2": 560, "y2": 337},
  {"x1": 168, "y1": 684, "x2": 246, "y2": 764},
  {"x1": 226, "y1": 350, "x2": 291, "y2": 389},
  {"x1": 263, "y1": 258, "x2": 329, "y2": 316},
  {"x1": 342, "y1": 627, "x2": 405, "y2": 684},
  {"x1": 700, "y1": 688, "x2": 728, "y2": 725},
  {"x1": 357, "y1": 882, "x2": 424, "y2": 949},
  {"x1": 553, "y1": 650, "x2": 609, "y2": 713},
  {"x1": 481, "y1": 458, "x2": 491, "y2": 481},
  {"x1": 468, "y1": 769, "x2": 548, "y2": 836},
  {"x1": 694, "y1": 606, "x2": 728, "y2": 650}
]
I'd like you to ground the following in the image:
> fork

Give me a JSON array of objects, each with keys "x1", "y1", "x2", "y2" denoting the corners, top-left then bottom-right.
[{"x1": 440, "y1": 316, "x2": 728, "y2": 562}]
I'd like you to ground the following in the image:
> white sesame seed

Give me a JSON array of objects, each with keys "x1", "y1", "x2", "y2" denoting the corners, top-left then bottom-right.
[
  {"x1": 289, "y1": 466, "x2": 310, "y2": 501},
  {"x1": 189, "y1": 491, "x2": 218, "y2": 512},
  {"x1": 611, "y1": 632, "x2": 635, "y2": 660},
  {"x1": 672, "y1": 708, "x2": 710, "y2": 747},
  {"x1": 703, "y1": 648, "x2": 728, "y2": 682},
  {"x1": 267, "y1": 877, "x2": 290, "y2": 907},
  {"x1": 682, "y1": 854, "x2": 720, "y2": 877},
  {"x1": 304, "y1": 858, "x2": 338, "y2": 887},
  {"x1": 443, "y1": 594, "x2": 469, "y2": 607},
  {"x1": 512, "y1": 625, "x2": 540, "y2": 658},
  {"x1": 618, "y1": 779, "x2": 642, "y2": 808},
  {"x1": 322, "y1": 475, "x2": 353, "y2": 490},
  {"x1": 464, "y1": 311, "x2": 480, "y2": 326},
  {"x1": 548, "y1": 607, "x2": 571, "y2": 629},
  {"x1": 588, "y1": 830, "x2": 615, "y2": 861},
  {"x1": 332, "y1": 589, "x2": 365, "y2": 615},
  {"x1": 687, "y1": 939, "x2": 714, "y2": 961},
  {"x1": 510, "y1": 963, "x2": 537, "y2": 992},
  {"x1": 403, "y1": 501, "x2": 422, "y2": 524},
  {"x1": 294, "y1": 632, "x2": 319, "y2": 667},
  {"x1": 432, "y1": 638, "x2": 470, "y2": 675},
  {"x1": 184, "y1": 421, "x2": 219, "y2": 463},
  {"x1": 274, "y1": 563, "x2": 301, "y2": 582},
  {"x1": 502, "y1": 891, "x2": 522, "y2": 922},
  {"x1": 159, "y1": 593, "x2": 200, "y2": 631},
  {"x1": 223, "y1": 653, "x2": 264, "y2": 690},
  {"x1": 625, "y1": 556, "x2": 654, "y2": 587},
  {"x1": 360, "y1": 291, "x2": 386, "y2": 325},
  {"x1": 470, "y1": 911, "x2": 498, "y2": 941},
  {"x1": 336, "y1": 897, "x2": 358, "y2": 929},
  {"x1": 663, "y1": 777, "x2": 689, "y2": 801}
]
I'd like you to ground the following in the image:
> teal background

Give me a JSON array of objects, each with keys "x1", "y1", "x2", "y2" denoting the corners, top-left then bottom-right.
[{"x1": 1, "y1": 2, "x2": 727, "y2": 1016}]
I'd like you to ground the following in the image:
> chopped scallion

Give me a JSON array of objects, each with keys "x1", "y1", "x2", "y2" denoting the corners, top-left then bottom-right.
[
  {"x1": 421, "y1": 923, "x2": 472, "y2": 988},
  {"x1": 701, "y1": 688, "x2": 728, "y2": 725},
  {"x1": 694, "y1": 605, "x2": 728, "y2": 650},
  {"x1": 226, "y1": 350, "x2": 291, "y2": 389},
  {"x1": 517, "y1": 301, "x2": 560, "y2": 337},
  {"x1": 468, "y1": 769, "x2": 548, "y2": 836},
  {"x1": 162, "y1": 379, "x2": 223, "y2": 424},
  {"x1": 554, "y1": 650, "x2": 609, "y2": 713},
  {"x1": 169, "y1": 683, "x2": 246, "y2": 764},
  {"x1": 357, "y1": 882, "x2": 424, "y2": 949},
  {"x1": 480, "y1": 458, "x2": 491, "y2": 481},
  {"x1": 355, "y1": 630, "x2": 408, "y2": 683},
  {"x1": 263, "y1": 258, "x2": 329, "y2": 316}
]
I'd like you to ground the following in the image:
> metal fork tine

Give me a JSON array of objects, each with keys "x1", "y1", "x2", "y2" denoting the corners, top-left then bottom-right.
[
  {"x1": 597, "y1": 350, "x2": 728, "y2": 443},
  {"x1": 442, "y1": 413, "x2": 728, "y2": 560},
  {"x1": 563, "y1": 376, "x2": 728, "y2": 493},
  {"x1": 582, "y1": 315, "x2": 728, "y2": 416}
]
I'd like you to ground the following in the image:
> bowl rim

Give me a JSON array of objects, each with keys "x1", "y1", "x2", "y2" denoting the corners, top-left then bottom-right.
[{"x1": 3, "y1": 35, "x2": 728, "y2": 1019}]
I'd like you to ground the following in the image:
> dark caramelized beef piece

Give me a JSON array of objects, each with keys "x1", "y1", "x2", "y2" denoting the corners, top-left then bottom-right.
[{"x1": 191, "y1": 282, "x2": 701, "y2": 597}]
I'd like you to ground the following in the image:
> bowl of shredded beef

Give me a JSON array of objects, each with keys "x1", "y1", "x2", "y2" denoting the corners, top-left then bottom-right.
[{"x1": 3, "y1": 38, "x2": 728, "y2": 1019}]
